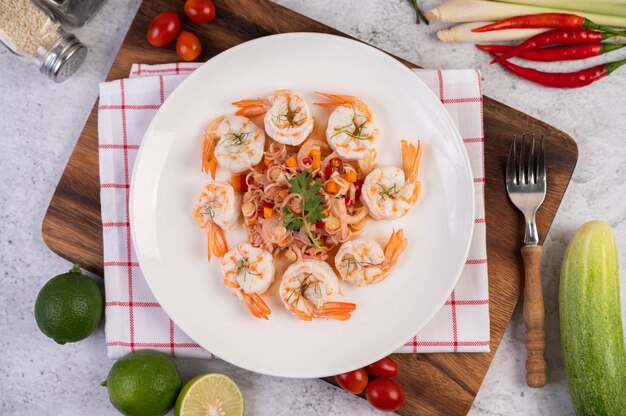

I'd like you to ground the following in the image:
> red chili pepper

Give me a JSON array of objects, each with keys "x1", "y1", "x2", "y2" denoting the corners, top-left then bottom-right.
[
  {"x1": 477, "y1": 43, "x2": 623, "y2": 62},
  {"x1": 489, "y1": 52, "x2": 626, "y2": 88},
  {"x1": 354, "y1": 179, "x2": 364, "y2": 200},
  {"x1": 472, "y1": 13, "x2": 623, "y2": 35},
  {"x1": 302, "y1": 157, "x2": 312, "y2": 167},
  {"x1": 329, "y1": 157, "x2": 343, "y2": 169},
  {"x1": 345, "y1": 199, "x2": 354, "y2": 208},
  {"x1": 316, "y1": 220, "x2": 325, "y2": 229},
  {"x1": 491, "y1": 29, "x2": 611, "y2": 64},
  {"x1": 324, "y1": 166, "x2": 335, "y2": 179}
]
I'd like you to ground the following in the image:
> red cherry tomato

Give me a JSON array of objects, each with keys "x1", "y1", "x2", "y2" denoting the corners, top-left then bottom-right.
[
  {"x1": 366, "y1": 357, "x2": 398, "y2": 378},
  {"x1": 366, "y1": 378, "x2": 405, "y2": 412},
  {"x1": 335, "y1": 368, "x2": 368, "y2": 395},
  {"x1": 176, "y1": 30, "x2": 202, "y2": 61},
  {"x1": 184, "y1": 0, "x2": 216, "y2": 24},
  {"x1": 147, "y1": 11, "x2": 180, "y2": 47}
]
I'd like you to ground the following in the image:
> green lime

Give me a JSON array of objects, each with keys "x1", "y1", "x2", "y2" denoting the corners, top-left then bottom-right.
[
  {"x1": 175, "y1": 373, "x2": 244, "y2": 416},
  {"x1": 34, "y1": 264, "x2": 104, "y2": 344},
  {"x1": 105, "y1": 350, "x2": 182, "y2": 416}
]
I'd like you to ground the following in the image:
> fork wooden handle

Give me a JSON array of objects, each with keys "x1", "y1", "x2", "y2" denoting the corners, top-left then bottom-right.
[{"x1": 522, "y1": 244, "x2": 547, "y2": 388}]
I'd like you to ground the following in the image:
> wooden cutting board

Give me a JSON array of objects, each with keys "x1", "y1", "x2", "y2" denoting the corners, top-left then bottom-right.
[{"x1": 42, "y1": 0, "x2": 578, "y2": 414}]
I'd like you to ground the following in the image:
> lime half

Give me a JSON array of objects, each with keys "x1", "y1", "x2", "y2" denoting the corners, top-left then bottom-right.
[{"x1": 175, "y1": 373, "x2": 244, "y2": 416}]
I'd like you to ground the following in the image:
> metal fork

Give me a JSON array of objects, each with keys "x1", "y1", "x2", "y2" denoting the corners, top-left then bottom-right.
[{"x1": 506, "y1": 134, "x2": 547, "y2": 388}]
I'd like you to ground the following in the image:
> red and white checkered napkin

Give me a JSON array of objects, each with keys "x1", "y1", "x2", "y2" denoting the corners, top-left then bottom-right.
[{"x1": 99, "y1": 63, "x2": 489, "y2": 359}]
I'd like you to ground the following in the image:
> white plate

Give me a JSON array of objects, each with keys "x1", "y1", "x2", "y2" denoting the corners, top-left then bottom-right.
[{"x1": 131, "y1": 33, "x2": 474, "y2": 378}]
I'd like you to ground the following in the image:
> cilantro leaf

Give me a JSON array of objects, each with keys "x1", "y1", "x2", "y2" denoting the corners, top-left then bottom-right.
[
  {"x1": 282, "y1": 207, "x2": 303, "y2": 231},
  {"x1": 282, "y1": 171, "x2": 328, "y2": 248}
]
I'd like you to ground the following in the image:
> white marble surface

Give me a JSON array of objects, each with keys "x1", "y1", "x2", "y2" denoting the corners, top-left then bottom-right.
[{"x1": 1, "y1": 0, "x2": 625, "y2": 415}]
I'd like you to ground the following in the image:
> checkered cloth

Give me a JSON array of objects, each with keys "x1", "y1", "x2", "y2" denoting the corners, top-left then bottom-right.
[{"x1": 99, "y1": 63, "x2": 489, "y2": 359}]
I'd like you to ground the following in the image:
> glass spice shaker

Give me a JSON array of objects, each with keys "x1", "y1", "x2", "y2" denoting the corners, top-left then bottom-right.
[
  {"x1": 34, "y1": 0, "x2": 107, "y2": 27},
  {"x1": 0, "y1": 0, "x2": 87, "y2": 82}
]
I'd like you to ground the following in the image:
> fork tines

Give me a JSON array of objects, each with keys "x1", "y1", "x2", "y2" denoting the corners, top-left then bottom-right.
[{"x1": 507, "y1": 134, "x2": 546, "y2": 187}]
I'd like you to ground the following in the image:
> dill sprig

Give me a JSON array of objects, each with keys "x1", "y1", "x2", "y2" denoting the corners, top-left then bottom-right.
[
  {"x1": 236, "y1": 256, "x2": 259, "y2": 282},
  {"x1": 343, "y1": 254, "x2": 377, "y2": 273},
  {"x1": 273, "y1": 109, "x2": 303, "y2": 127},
  {"x1": 376, "y1": 183, "x2": 399, "y2": 201},
  {"x1": 286, "y1": 273, "x2": 319, "y2": 306},
  {"x1": 225, "y1": 131, "x2": 251, "y2": 153},
  {"x1": 329, "y1": 117, "x2": 370, "y2": 141}
]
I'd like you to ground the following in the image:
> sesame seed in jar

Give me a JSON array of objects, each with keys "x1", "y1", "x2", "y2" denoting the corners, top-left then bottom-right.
[{"x1": 0, "y1": 0, "x2": 62, "y2": 59}]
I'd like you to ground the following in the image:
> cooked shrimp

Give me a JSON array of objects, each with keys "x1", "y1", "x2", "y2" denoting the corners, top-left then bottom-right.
[
  {"x1": 279, "y1": 260, "x2": 356, "y2": 321},
  {"x1": 193, "y1": 181, "x2": 241, "y2": 260},
  {"x1": 232, "y1": 89, "x2": 314, "y2": 146},
  {"x1": 201, "y1": 115, "x2": 265, "y2": 179},
  {"x1": 335, "y1": 230, "x2": 407, "y2": 286},
  {"x1": 221, "y1": 243, "x2": 275, "y2": 320},
  {"x1": 315, "y1": 93, "x2": 379, "y2": 163},
  {"x1": 361, "y1": 140, "x2": 422, "y2": 220}
]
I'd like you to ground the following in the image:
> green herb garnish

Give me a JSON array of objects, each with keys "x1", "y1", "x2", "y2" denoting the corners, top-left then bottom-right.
[
  {"x1": 225, "y1": 131, "x2": 251, "y2": 153},
  {"x1": 236, "y1": 257, "x2": 259, "y2": 282},
  {"x1": 329, "y1": 116, "x2": 370, "y2": 141},
  {"x1": 286, "y1": 273, "x2": 319, "y2": 305},
  {"x1": 282, "y1": 171, "x2": 327, "y2": 249},
  {"x1": 376, "y1": 183, "x2": 399, "y2": 201},
  {"x1": 343, "y1": 254, "x2": 377, "y2": 273},
  {"x1": 274, "y1": 109, "x2": 303, "y2": 127}
]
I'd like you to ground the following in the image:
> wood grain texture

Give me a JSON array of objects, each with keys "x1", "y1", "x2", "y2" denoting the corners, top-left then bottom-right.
[
  {"x1": 41, "y1": 0, "x2": 579, "y2": 414},
  {"x1": 522, "y1": 245, "x2": 547, "y2": 388}
]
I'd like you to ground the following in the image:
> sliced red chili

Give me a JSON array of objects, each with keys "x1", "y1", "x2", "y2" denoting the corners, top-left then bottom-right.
[
  {"x1": 329, "y1": 157, "x2": 343, "y2": 169},
  {"x1": 354, "y1": 179, "x2": 364, "y2": 199},
  {"x1": 324, "y1": 166, "x2": 335, "y2": 179},
  {"x1": 345, "y1": 199, "x2": 354, "y2": 208}
]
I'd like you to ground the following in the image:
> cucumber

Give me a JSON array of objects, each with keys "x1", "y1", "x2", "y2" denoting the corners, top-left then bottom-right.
[{"x1": 560, "y1": 220, "x2": 626, "y2": 416}]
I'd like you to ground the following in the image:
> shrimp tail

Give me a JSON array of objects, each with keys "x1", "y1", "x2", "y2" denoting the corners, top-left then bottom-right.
[
  {"x1": 313, "y1": 301, "x2": 356, "y2": 321},
  {"x1": 242, "y1": 292, "x2": 271, "y2": 320},
  {"x1": 383, "y1": 229, "x2": 407, "y2": 271},
  {"x1": 207, "y1": 221, "x2": 229, "y2": 260},
  {"x1": 401, "y1": 140, "x2": 422, "y2": 183},
  {"x1": 232, "y1": 98, "x2": 270, "y2": 117},
  {"x1": 314, "y1": 92, "x2": 358, "y2": 107},
  {"x1": 201, "y1": 130, "x2": 218, "y2": 178}
]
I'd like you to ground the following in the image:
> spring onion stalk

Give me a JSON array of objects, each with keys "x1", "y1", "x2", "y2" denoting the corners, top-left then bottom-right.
[
  {"x1": 494, "y1": 0, "x2": 626, "y2": 18},
  {"x1": 426, "y1": 0, "x2": 626, "y2": 27},
  {"x1": 437, "y1": 22, "x2": 548, "y2": 42}
]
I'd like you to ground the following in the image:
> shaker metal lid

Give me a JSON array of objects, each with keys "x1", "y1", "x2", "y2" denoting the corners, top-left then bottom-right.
[{"x1": 40, "y1": 34, "x2": 87, "y2": 83}]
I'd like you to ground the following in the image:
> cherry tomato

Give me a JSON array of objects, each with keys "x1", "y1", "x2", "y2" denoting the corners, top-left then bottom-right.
[
  {"x1": 176, "y1": 30, "x2": 202, "y2": 61},
  {"x1": 335, "y1": 368, "x2": 368, "y2": 395},
  {"x1": 184, "y1": 0, "x2": 216, "y2": 24},
  {"x1": 147, "y1": 11, "x2": 180, "y2": 47},
  {"x1": 366, "y1": 378, "x2": 405, "y2": 412},
  {"x1": 366, "y1": 357, "x2": 398, "y2": 378}
]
